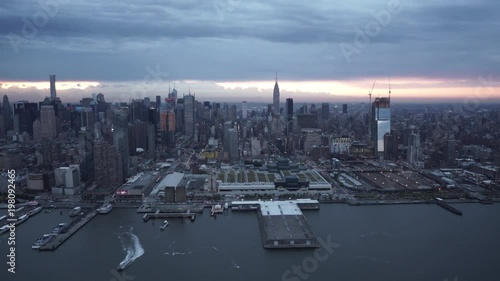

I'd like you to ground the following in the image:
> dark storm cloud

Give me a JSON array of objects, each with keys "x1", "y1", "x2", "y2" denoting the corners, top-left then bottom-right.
[{"x1": 0, "y1": 0, "x2": 499, "y2": 81}]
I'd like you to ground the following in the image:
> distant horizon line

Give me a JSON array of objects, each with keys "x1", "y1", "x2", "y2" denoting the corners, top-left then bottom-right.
[{"x1": 5, "y1": 95, "x2": 500, "y2": 106}]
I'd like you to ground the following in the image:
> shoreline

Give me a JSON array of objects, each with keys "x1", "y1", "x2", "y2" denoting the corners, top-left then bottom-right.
[
  {"x1": 319, "y1": 198, "x2": 500, "y2": 205},
  {"x1": 1, "y1": 197, "x2": 499, "y2": 210}
]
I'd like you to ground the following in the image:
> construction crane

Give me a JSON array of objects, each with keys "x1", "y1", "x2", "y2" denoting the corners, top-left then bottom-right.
[
  {"x1": 388, "y1": 76, "x2": 391, "y2": 99},
  {"x1": 368, "y1": 81, "x2": 376, "y2": 105},
  {"x1": 368, "y1": 80, "x2": 376, "y2": 142}
]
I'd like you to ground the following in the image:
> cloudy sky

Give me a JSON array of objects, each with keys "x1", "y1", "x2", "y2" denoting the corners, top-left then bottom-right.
[{"x1": 1, "y1": 0, "x2": 499, "y2": 103}]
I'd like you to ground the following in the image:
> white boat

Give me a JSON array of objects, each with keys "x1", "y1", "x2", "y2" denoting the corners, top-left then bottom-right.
[
  {"x1": 97, "y1": 203, "x2": 112, "y2": 214},
  {"x1": 160, "y1": 220, "x2": 169, "y2": 230},
  {"x1": 27, "y1": 201, "x2": 39, "y2": 206},
  {"x1": 117, "y1": 259, "x2": 133, "y2": 271},
  {"x1": 27, "y1": 206, "x2": 43, "y2": 217},
  {"x1": 69, "y1": 206, "x2": 81, "y2": 217},
  {"x1": 0, "y1": 224, "x2": 10, "y2": 235},
  {"x1": 52, "y1": 223, "x2": 67, "y2": 234},
  {"x1": 32, "y1": 234, "x2": 53, "y2": 249},
  {"x1": 16, "y1": 214, "x2": 28, "y2": 225},
  {"x1": 211, "y1": 204, "x2": 223, "y2": 216}
]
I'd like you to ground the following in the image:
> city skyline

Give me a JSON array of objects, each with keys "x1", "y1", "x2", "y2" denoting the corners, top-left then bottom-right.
[
  {"x1": 1, "y1": 1, "x2": 500, "y2": 280},
  {"x1": 1, "y1": 76, "x2": 499, "y2": 104}
]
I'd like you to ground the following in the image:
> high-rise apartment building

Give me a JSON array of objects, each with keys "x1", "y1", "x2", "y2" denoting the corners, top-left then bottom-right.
[
  {"x1": 286, "y1": 98, "x2": 293, "y2": 134},
  {"x1": 241, "y1": 101, "x2": 248, "y2": 119},
  {"x1": 184, "y1": 94, "x2": 195, "y2": 137},
  {"x1": 94, "y1": 140, "x2": 123, "y2": 189},
  {"x1": 50, "y1": 75, "x2": 57, "y2": 100},
  {"x1": 113, "y1": 108, "x2": 129, "y2": 180}
]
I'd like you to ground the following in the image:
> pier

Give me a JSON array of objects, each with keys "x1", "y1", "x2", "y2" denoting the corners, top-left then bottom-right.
[
  {"x1": 137, "y1": 204, "x2": 204, "y2": 214},
  {"x1": 435, "y1": 198, "x2": 463, "y2": 216},
  {"x1": 232, "y1": 199, "x2": 320, "y2": 249},
  {"x1": 142, "y1": 212, "x2": 196, "y2": 222},
  {"x1": 39, "y1": 210, "x2": 98, "y2": 251}
]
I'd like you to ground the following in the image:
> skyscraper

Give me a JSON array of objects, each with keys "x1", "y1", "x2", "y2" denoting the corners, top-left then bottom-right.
[
  {"x1": 342, "y1": 104, "x2": 348, "y2": 114},
  {"x1": 184, "y1": 94, "x2": 195, "y2": 137},
  {"x1": 273, "y1": 73, "x2": 280, "y2": 115},
  {"x1": 286, "y1": 98, "x2": 293, "y2": 134},
  {"x1": 446, "y1": 138, "x2": 457, "y2": 167},
  {"x1": 156, "y1": 95, "x2": 161, "y2": 112},
  {"x1": 50, "y1": 75, "x2": 56, "y2": 100},
  {"x1": 167, "y1": 87, "x2": 178, "y2": 109},
  {"x1": 1, "y1": 95, "x2": 13, "y2": 133},
  {"x1": 407, "y1": 133, "x2": 421, "y2": 166},
  {"x1": 321, "y1": 103, "x2": 330, "y2": 120},
  {"x1": 241, "y1": 101, "x2": 248, "y2": 119},
  {"x1": 94, "y1": 140, "x2": 123, "y2": 189},
  {"x1": 223, "y1": 121, "x2": 232, "y2": 154},
  {"x1": 227, "y1": 128, "x2": 239, "y2": 161},
  {"x1": 40, "y1": 100, "x2": 57, "y2": 140},
  {"x1": 113, "y1": 108, "x2": 129, "y2": 180},
  {"x1": 166, "y1": 111, "x2": 176, "y2": 148},
  {"x1": 79, "y1": 128, "x2": 94, "y2": 184},
  {"x1": 371, "y1": 97, "x2": 391, "y2": 158},
  {"x1": 14, "y1": 101, "x2": 38, "y2": 136}
]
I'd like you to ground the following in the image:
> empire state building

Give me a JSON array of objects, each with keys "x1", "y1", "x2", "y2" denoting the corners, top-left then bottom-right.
[{"x1": 273, "y1": 73, "x2": 280, "y2": 115}]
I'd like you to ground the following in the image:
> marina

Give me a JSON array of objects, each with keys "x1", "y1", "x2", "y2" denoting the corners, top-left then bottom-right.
[
  {"x1": 39, "y1": 210, "x2": 98, "y2": 251},
  {"x1": 0, "y1": 205, "x2": 43, "y2": 231},
  {"x1": 232, "y1": 199, "x2": 321, "y2": 249}
]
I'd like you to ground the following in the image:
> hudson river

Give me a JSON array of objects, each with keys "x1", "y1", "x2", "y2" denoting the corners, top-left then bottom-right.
[{"x1": 1, "y1": 204, "x2": 499, "y2": 281}]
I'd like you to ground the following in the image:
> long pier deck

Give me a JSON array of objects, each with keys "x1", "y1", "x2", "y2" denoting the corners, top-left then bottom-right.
[
  {"x1": 142, "y1": 212, "x2": 196, "y2": 221},
  {"x1": 137, "y1": 204, "x2": 204, "y2": 213},
  {"x1": 39, "y1": 210, "x2": 98, "y2": 251},
  {"x1": 232, "y1": 199, "x2": 320, "y2": 249},
  {"x1": 435, "y1": 198, "x2": 463, "y2": 216}
]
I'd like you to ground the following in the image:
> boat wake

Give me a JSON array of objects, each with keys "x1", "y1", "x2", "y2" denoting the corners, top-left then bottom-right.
[
  {"x1": 117, "y1": 231, "x2": 145, "y2": 270},
  {"x1": 163, "y1": 251, "x2": 194, "y2": 256},
  {"x1": 163, "y1": 240, "x2": 193, "y2": 256}
]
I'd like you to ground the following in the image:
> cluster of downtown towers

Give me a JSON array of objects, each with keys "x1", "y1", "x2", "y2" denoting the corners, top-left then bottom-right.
[{"x1": 0, "y1": 75, "x2": 391, "y2": 191}]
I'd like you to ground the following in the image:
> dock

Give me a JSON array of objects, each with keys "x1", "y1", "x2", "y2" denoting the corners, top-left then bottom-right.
[
  {"x1": 435, "y1": 198, "x2": 463, "y2": 216},
  {"x1": 232, "y1": 200, "x2": 320, "y2": 249},
  {"x1": 39, "y1": 210, "x2": 98, "y2": 251},
  {"x1": 142, "y1": 212, "x2": 195, "y2": 222},
  {"x1": 137, "y1": 204, "x2": 204, "y2": 214},
  {"x1": 232, "y1": 199, "x2": 320, "y2": 211}
]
